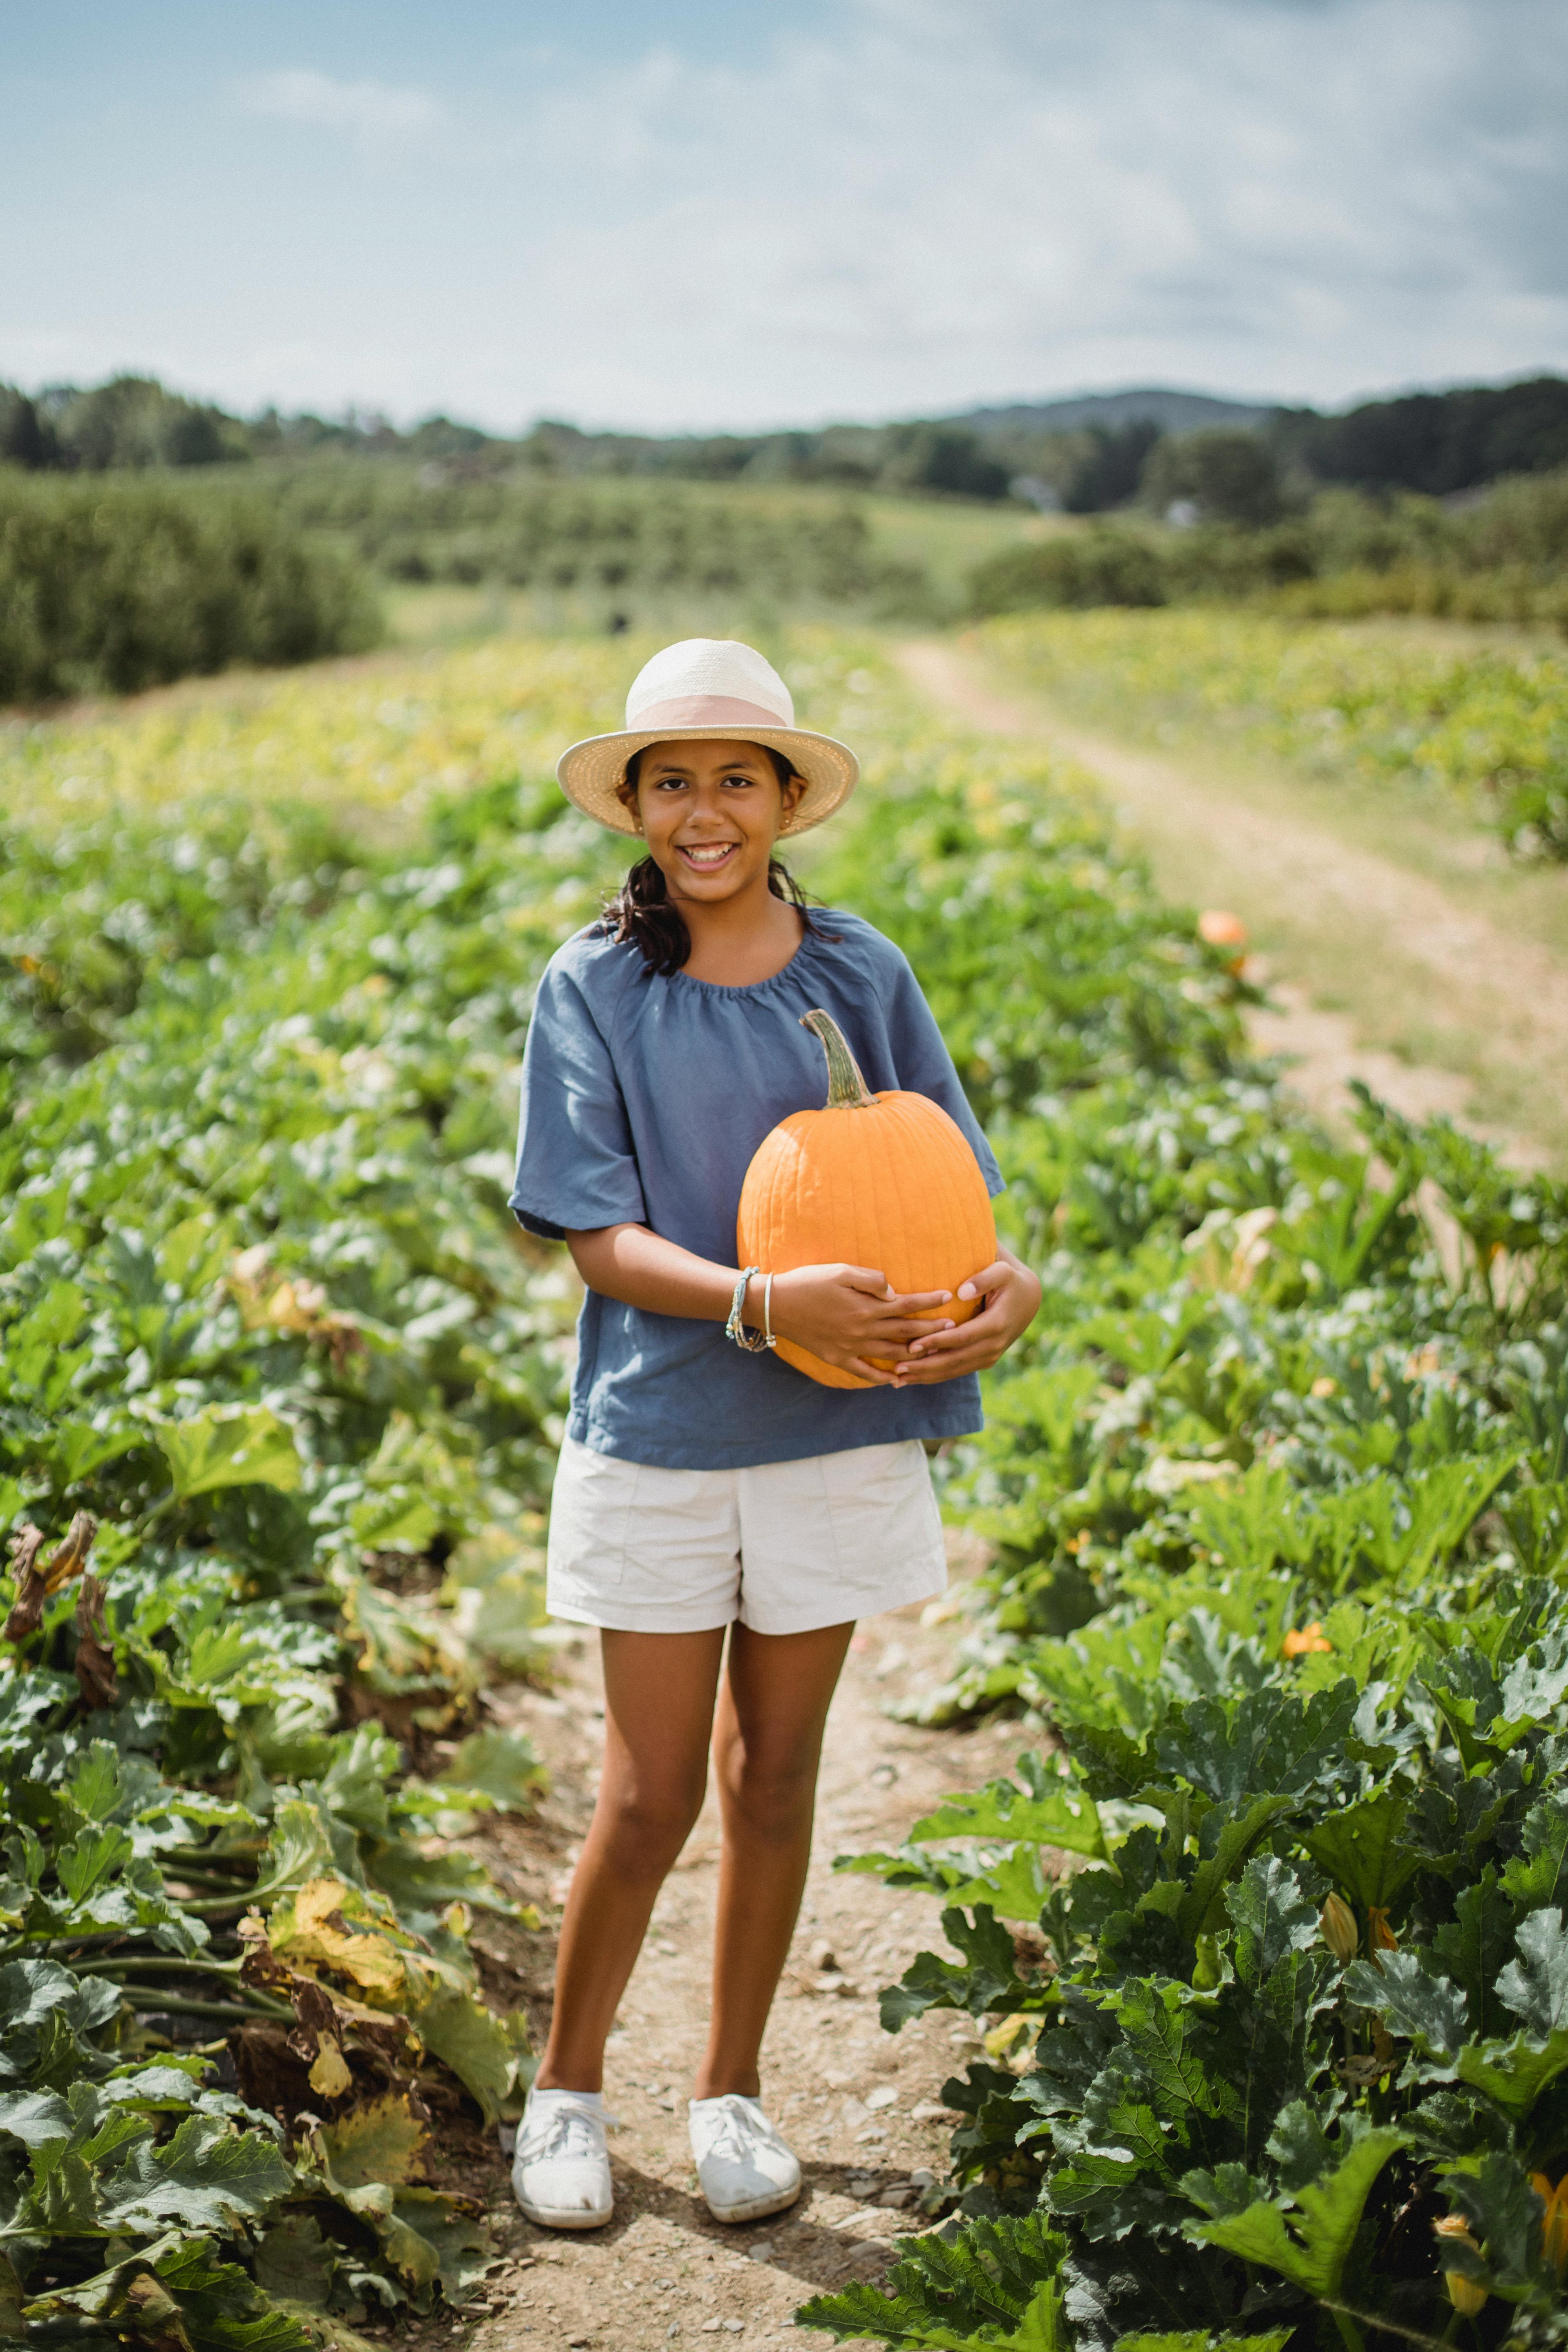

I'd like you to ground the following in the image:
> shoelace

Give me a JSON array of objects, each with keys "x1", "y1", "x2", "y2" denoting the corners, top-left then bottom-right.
[
  {"x1": 695, "y1": 2095, "x2": 772, "y2": 2166},
  {"x1": 521, "y1": 2096, "x2": 614, "y2": 2164}
]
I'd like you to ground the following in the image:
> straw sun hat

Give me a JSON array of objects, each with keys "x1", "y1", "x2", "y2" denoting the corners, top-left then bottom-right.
[{"x1": 555, "y1": 639, "x2": 859, "y2": 837}]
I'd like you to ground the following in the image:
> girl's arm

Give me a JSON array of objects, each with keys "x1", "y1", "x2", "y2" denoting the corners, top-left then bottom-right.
[{"x1": 565, "y1": 1224, "x2": 961, "y2": 1389}]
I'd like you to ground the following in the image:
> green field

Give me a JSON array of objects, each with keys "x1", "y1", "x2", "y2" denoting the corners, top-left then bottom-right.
[{"x1": 4, "y1": 622, "x2": 1568, "y2": 2346}]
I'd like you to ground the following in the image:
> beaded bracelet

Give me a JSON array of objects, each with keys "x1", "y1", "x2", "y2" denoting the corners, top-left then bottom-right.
[
  {"x1": 726, "y1": 1266, "x2": 767, "y2": 1352},
  {"x1": 725, "y1": 1267, "x2": 778, "y2": 1353}
]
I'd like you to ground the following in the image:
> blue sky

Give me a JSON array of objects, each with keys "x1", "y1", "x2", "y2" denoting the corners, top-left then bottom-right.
[{"x1": 4, "y1": 0, "x2": 1565, "y2": 432}]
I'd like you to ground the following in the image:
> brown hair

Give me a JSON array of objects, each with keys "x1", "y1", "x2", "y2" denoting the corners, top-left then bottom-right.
[{"x1": 598, "y1": 743, "x2": 830, "y2": 978}]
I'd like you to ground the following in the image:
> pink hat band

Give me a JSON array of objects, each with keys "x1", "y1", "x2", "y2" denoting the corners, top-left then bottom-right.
[{"x1": 630, "y1": 693, "x2": 789, "y2": 731}]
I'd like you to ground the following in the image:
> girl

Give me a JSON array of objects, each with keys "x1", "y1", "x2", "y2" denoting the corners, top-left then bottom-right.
[{"x1": 508, "y1": 638, "x2": 1040, "y2": 2231}]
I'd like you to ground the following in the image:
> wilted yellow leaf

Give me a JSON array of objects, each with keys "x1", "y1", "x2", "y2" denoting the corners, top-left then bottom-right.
[
  {"x1": 308, "y1": 2039, "x2": 353, "y2": 2099},
  {"x1": 269, "y1": 1877, "x2": 407, "y2": 2001},
  {"x1": 319, "y1": 2093, "x2": 427, "y2": 2191}
]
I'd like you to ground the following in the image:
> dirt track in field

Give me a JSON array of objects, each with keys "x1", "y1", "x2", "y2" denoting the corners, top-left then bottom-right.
[
  {"x1": 410, "y1": 1565, "x2": 1020, "y2": 2352},
  {"x1": 897, "y1": 636, "x2": 1568, "y2": 1169}
]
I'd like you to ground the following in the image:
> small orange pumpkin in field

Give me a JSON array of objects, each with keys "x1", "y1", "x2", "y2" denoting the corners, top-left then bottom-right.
[{"x1": 736, "y1": 1008, "x2": 997, "y2": 1390}]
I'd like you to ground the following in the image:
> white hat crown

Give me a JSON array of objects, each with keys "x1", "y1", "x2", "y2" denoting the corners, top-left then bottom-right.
[
  {"x1": 554, "y1": 636, "x2": 857, "y2": 838},
  {"x1": 625, "y1": 638, "x2": 794, "y2": 731}
]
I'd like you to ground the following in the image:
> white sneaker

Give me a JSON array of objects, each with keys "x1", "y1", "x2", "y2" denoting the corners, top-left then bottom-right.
[
  {"x1": 512, "y1": 2087, "x2": 615, "y2": 2229},
  {"x1": 688, "y1": 2094, "x2": 802, "y2": 2224}
]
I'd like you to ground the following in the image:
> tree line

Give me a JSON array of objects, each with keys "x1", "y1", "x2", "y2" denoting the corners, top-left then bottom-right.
[{"x1": 5, "y1": 368, "x2": 1567, "y2": 511}]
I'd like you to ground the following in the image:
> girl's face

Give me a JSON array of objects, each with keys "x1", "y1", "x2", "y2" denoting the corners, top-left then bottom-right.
[{"x1": 631, "y1": 739, "x2": 804, "y2": 906}]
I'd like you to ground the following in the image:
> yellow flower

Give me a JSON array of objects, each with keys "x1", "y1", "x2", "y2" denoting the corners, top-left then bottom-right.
[
  {"x1": 1319, "y1": 1893, "x2": 1358, "y2": 1967},
  {"x1": 1282, "y1": 1621, "x2": 1333, "y2": 1658},
  {"x1": 1367, "y1": 1907, "x2": 1400, "y2": 1967},
  {"x1": 1434, "y1": 2214, "x2": 1488, "y2": 2316},
  {"x1": 1531, "y1": 2172, "x2": 1568, "y2": 2276}
]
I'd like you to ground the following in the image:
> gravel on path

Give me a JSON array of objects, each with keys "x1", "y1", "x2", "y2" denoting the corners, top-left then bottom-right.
[{"x1": 440, "y1": 1571, "x2": 1022, "y2": 2352}]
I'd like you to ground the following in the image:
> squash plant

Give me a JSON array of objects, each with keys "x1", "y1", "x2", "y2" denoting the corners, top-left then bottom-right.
[
  {"x1": 787, "y1": 657, "x2": 1568, "y2": 2349},
  {"x1": 0, "y1": 768, "x2": 625, "y2": 2344}
]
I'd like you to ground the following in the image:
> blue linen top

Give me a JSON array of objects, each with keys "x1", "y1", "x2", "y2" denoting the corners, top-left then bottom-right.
[{"x1": 509, "y1": 910, "x2": 1005, "y2": 1470}]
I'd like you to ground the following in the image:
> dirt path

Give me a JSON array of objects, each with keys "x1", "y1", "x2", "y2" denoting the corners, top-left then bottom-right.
[
  {"x1": 435, "y1": 1575, "x2": 1019, "y2": 2352},
  {"x1": 897, "y1": 638, "x2": 1568, "y2": 1166}
]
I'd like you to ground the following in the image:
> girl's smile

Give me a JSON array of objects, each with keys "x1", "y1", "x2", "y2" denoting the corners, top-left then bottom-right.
[{"x1": 674, "y1": 838, "x2": 741, "y2": 872}]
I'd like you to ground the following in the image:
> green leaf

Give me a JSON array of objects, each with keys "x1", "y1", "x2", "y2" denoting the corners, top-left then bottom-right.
[
  {"x1": 387, "y1": 2187, "x2": 497, "y2": 2308},
  {"x1": 98, "y1": 2113, "x2": 293, "y2": 2233},
  {"x1": 0, "y1": 2254, "x2": 22, "y2": 2344},
  {"x1": 29, "y1": 2143, "x2": 102, "y2": 2232},
  {"x1": 1501, "y1": 1796, "x2": 1568, "y2": 1920},
  {"x1": 1266, "y1": 2102, "x2": 1335, "y2": 2194},
  {"x1": 910, "y1": 1754, "x2": 1107, "y2": 1863},
  {"x1": 1155, "y1": 1683, "x2": 1360, "y2": 1808},
  {"x1": 1302, "y1": 1791, "x2": 1420, "y2": 1911},
  {"x1": 155, "y1": 1405, "x2": 302, "y2": 1501},
  {"x1": 1497, "y1": 1905, "x2": 1568, "y2": 2039},
  {"x1": 1455, "y1": 2030, "x2": 1568, "y2": 2124},
  {"x1": 1185, "y1": 2124, "x2": 1409, "y2": 2297},
  {"x1": 1172, "y1": 1792, "x2": 1302, "y2": 1942},
  {"x1": 0, "y1": 2089, "x2": 72, "y2": 2146},
  {"x1": 64, "y1": 1742, "x2": 123, "y2": 1826},
  {"x1": 253, "y1": 2215, "x2": 338, "y2": 2312},
  {"x1": 1007, "y1": 2276, "x2": 1069, "y2": 2351},
  {"x1": 54, "y1": 1822, "x2": 134, "y2": 1904},
  {"x1": 434, "y1": 1730, "x2": 547, "y2": 1813},
  {"x1": 1116, "y1": 2338, "x2": 1292, "y2": 2352},
  {"x1": 401, "y1": 1977, "x2": 531, "y2": 2126},
  {"x1": 879, "y1": 1906, "x2": 1038, "y2": 2032},
  {"x1": 1224, "y1": 1855, "x2": 1321, "y2": 1988},
  {"x1": 1434, "y1": 1869, "x2": 1515, "y2": 2041},
  {"x1": 1346, "y1": 1951, "x2": 1469, "y2": 2063}
]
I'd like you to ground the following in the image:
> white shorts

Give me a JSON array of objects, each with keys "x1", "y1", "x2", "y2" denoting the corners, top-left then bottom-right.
[{"x1": 545, "y1": 1435, "x2": 948, "y2": 1637}]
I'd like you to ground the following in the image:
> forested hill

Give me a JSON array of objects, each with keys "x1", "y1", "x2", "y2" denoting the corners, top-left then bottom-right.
[{"x1": 2, "y1": 367, "x2": 1566, "y2": 506}]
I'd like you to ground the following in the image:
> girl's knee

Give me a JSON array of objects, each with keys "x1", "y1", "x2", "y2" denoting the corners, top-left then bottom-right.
[
  {"x1": 596, "y1": 1778, "x2": 705, "y2": 1872},
  {"x1": 720, "y1": 1747, "x2": 816, "y2": 1838}
]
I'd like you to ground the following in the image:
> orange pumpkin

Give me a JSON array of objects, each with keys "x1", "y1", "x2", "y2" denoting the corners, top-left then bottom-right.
[{"x1": 736, "y1": 1008, "x2": 997, "y2": 1390}]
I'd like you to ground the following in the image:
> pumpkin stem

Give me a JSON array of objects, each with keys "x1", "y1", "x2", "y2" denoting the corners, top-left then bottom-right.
[{"x1": 801, "y1": 1008, "x2": 878, "y2": 1110}]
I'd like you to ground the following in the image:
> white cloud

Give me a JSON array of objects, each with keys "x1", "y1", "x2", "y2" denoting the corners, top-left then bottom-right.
[
  {"x1": 235, "y1": 68, "x2": 445, "y2": 148},
  {"x1": 485, "y1": 0, "x2": 1568, "y2": 426},
  {"x1": 10, "y1": 0, "x2": 1566, "y2": 428}
]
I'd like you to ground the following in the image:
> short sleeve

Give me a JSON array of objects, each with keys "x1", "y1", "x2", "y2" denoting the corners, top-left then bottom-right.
[
  {"x1": 885, "y1": 950, "x2": 1006, "y2": 1198},
  {"x1": 510, "y1": 955, "x2": 648, "y2": 1241}
]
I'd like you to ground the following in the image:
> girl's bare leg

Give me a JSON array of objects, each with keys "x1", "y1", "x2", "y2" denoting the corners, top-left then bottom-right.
[
  {"x1": 535, "y1": 1626, "x2": 726, "y2": 2092},
  {"x1": 696, "y1": 1619, "x2": 855, "y2": 2100}
]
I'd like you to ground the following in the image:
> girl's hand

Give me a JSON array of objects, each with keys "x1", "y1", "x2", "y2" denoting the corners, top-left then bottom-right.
[
  {"x1": 765, "y1": 1264, "x2": 958, "y2": 1386},
  {"x1": 886, "y1": 1250, "x2": 1042, "y2": 1385}
]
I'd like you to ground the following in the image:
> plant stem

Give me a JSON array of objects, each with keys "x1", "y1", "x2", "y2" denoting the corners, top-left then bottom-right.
[
  {"x1": 115, "y1": 1993, "x2": 286, "y2": 2023},
  {"x1": 800, "y1": 1008, "x2": 879, "y2": 1110},
  {"x1": 1324, "y1": 2301, "x2": 1455, "y2": 2352},
  {"x1": 82, "y1": 1954, "x2": 243, "y2": 1976}
]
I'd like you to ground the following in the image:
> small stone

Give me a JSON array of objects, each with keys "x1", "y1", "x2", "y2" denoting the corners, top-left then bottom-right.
[
  {"x1": 864, "y1": 2087, "x2": 897, "y2": 2112},
  {"x1": 910, "y1": 2102, "x2": 954, "y2": 2121},
  {"x1": 854, "y1": 2125, "x2": 888, "y2": 2142},
  {"x1": 807, "y1": 1937, "x2": 836, "y2": 1970},
  {"x1": 702, "y1": 2323, "x2": 724, "y2": 2336}
]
